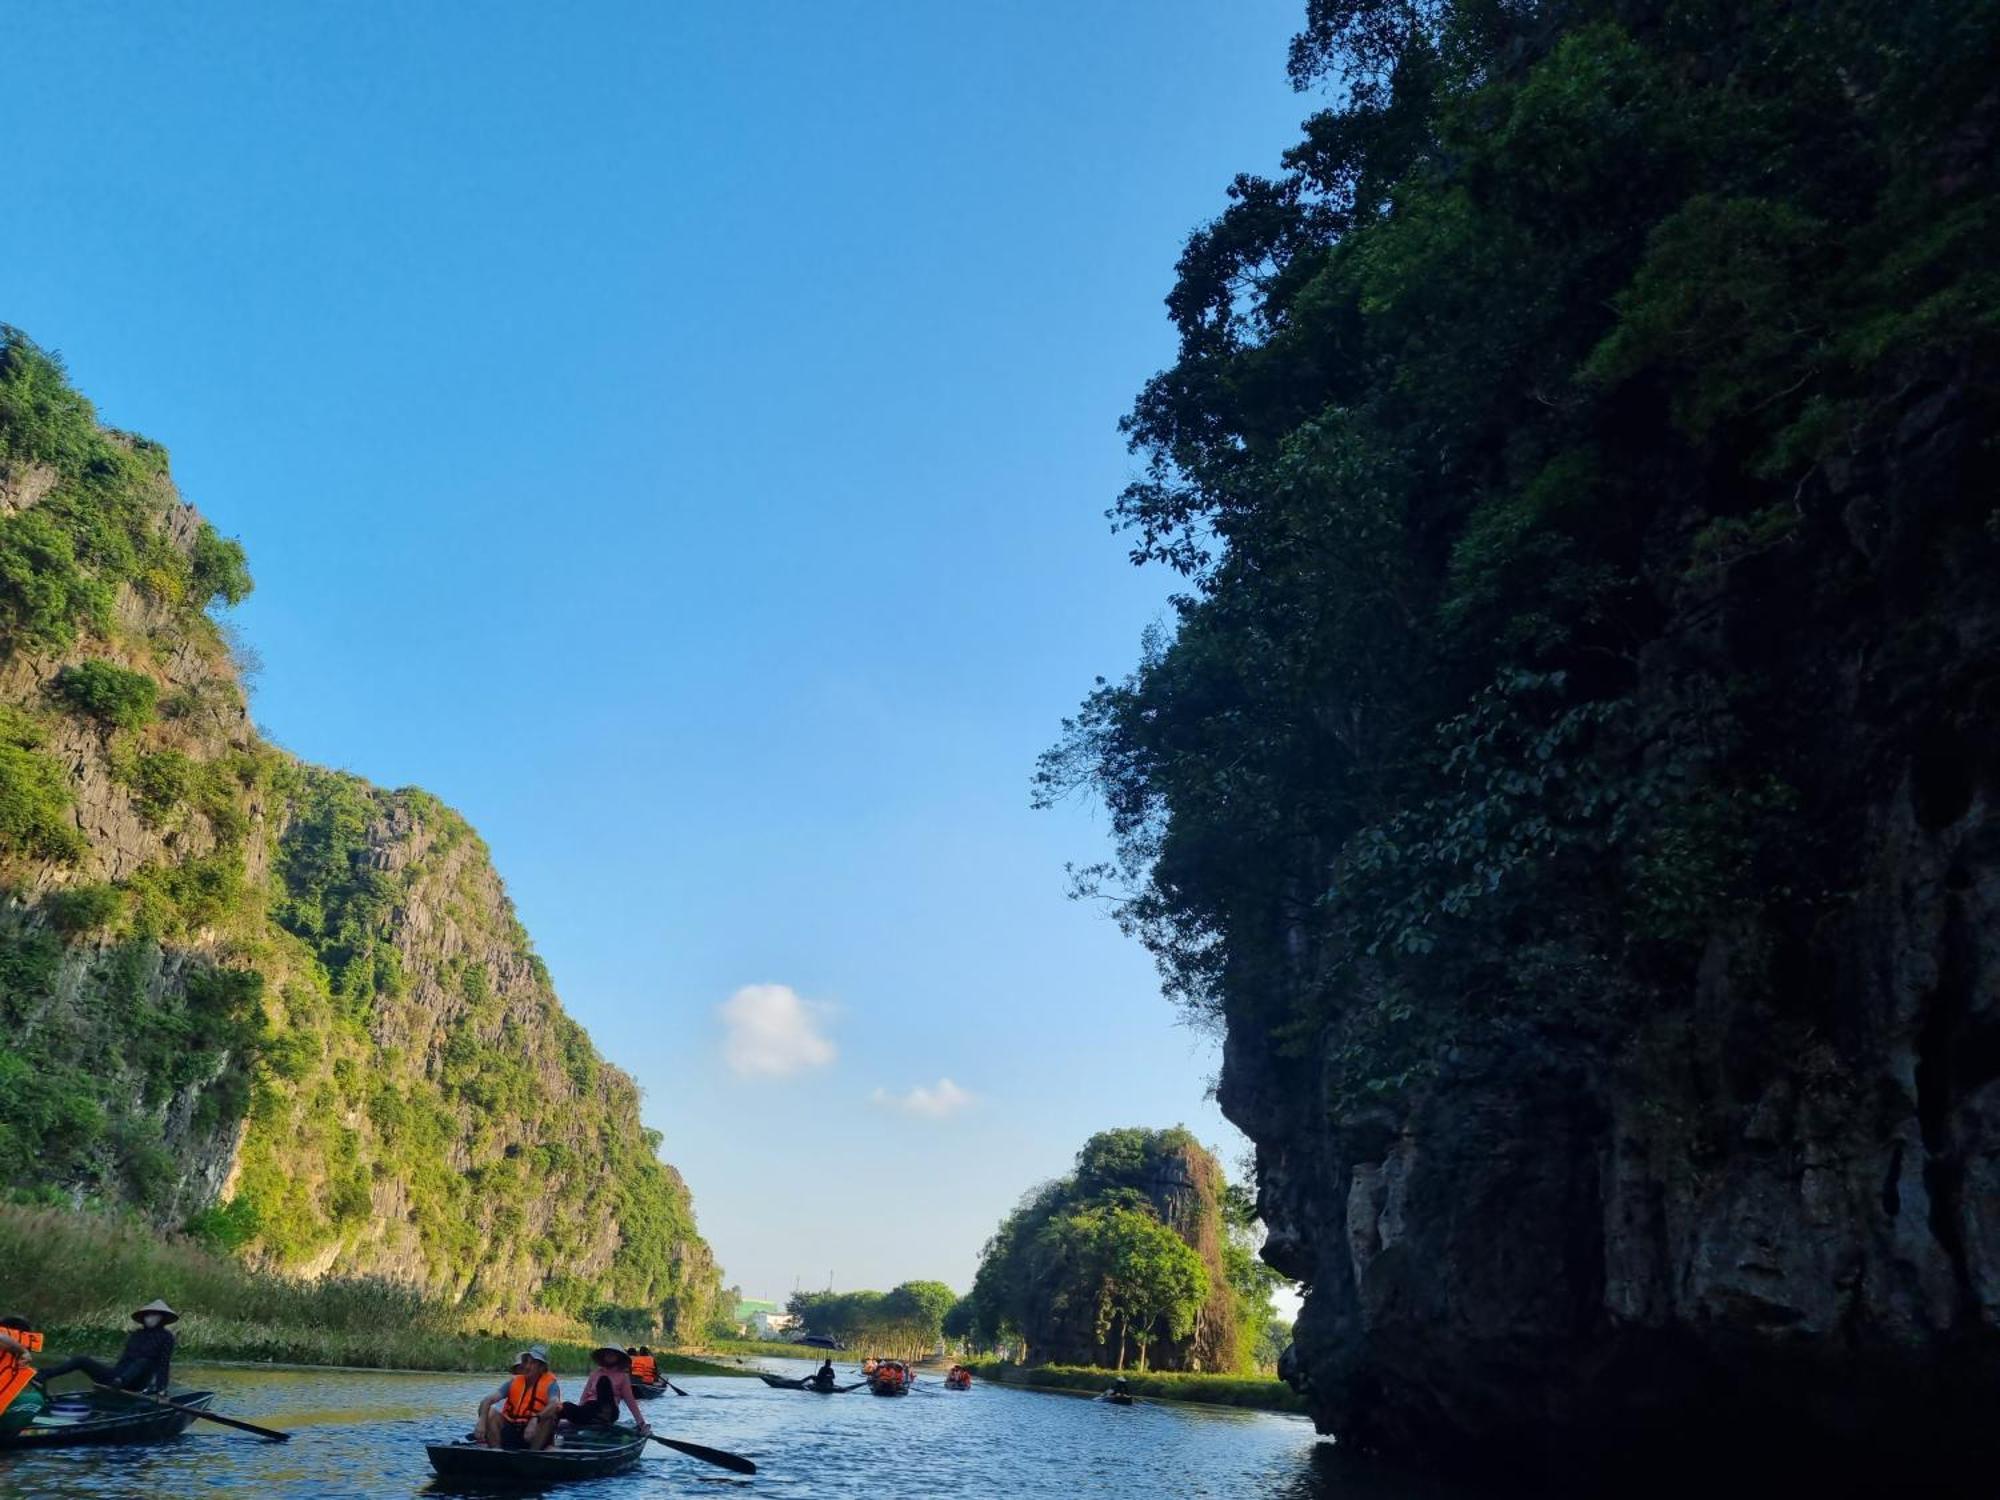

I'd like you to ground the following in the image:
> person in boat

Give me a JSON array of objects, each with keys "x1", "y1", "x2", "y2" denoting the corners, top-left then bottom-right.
[
  {"x1": 808, "y1": 1358, "x2": 837, "y2": 1391},
  {"x1": 32, "y1": 1300, "x2": 178, "y2": 1394},
  {"x1": 474, "y1": 1344, "x2": 562, "y2": 1450},
  {"x1": 0, "y1": 1318, "x2": 45, "y2": 1425},
  {"x1": 552, "y1": 1346, "x2": 648, "y2": 1435},
  {"x1": 628, "y1": 1347, "x2": 658, "y2": 1384},
  {"x1": 474, "y1": 1351, "x2": 528, "y2": 1441},
  {"x1": 1103, "y1": 1376, "x2": 1131, "y2": 1401}
]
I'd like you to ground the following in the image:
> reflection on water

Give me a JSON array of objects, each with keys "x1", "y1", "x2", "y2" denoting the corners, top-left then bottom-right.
[{"x1": 0, "y1": 1358, "x2": 1473, "y2": 1498}]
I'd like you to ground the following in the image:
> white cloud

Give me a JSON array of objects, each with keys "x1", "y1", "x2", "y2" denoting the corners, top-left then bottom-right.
[
  {"x1": 870, "y1": 1077, "x2": 976, "y2": 1119},
  {"x1": 719, "y1": 984, "x2": 837, "y2": 1078}
]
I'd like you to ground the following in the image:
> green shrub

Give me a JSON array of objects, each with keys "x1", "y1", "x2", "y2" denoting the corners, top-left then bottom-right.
[
  {"x1": 189, "y1": 525, "x2": 253, "y2": 608},
  {"x1": 53, "y1": 659, "x2": 157, "y2": 729},
  {"x1": 0, "y1": 742, "x2": 83, "y2": 861},
  {"x1": 0, "y1": 512, "x2": 110, "y2": 654},
  {"x1": 185, "y1": 1194, "x2": 260, "y2": 1252},
  {"x1": 46, "y1": 883, "x2": 123, "y2": 936},
  {"x1": 126, "y1": 748, "x2": 195, "y2": 817}
]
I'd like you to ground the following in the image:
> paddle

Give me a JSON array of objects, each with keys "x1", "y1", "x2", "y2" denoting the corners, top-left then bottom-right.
[
  {"x1": 95, "y1": 1384, "x2": 289, "y2": 1443},
  {"x1": 646, "y1": 1431, "x2": 757, "y2": 1474},
  {"x1": 662, "y1": 1375, "x2": 689, "y2": 1397}
]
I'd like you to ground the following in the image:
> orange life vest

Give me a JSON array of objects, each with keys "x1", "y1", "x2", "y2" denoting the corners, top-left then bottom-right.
[
  {"x1": 0, "y1": 1348, "x2": 35, "y2": 1416},
  {"x1": 502, "y1": 1370, "x2": 554, "y2": 1423},
  {"x1": 630, "y1": 1355, "x2": 656, "y2": 1382},
  {"x1": 10, "y1": 1331, "x2": 41, "y2": 1354}
]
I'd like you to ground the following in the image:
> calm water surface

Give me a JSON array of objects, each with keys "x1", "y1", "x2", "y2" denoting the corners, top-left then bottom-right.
[{"x1": 0, "y1": 1358, "x2": 1475, "y2": 1499}]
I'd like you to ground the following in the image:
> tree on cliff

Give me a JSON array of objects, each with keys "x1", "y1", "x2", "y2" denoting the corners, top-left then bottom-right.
[
  {"x1": 1040, "y1": 0, "x2": 1999, "y2": 1106},
  {"x1": 1097, "y1": 1205, "x2": 1210, "y2": 1371}
]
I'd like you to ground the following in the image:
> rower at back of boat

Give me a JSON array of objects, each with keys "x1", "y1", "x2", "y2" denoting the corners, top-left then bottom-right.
[{"x1": 33, "y1": 1300, "x2": 177, "y2": 1394}]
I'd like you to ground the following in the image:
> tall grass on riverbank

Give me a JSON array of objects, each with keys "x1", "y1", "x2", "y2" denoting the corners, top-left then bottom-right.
[
  {"x1": 700, "y1": 1337, "x2": 850, "y2": 1362},
  {"x1": 0, "y1": 1205, "x2": 740, "y2": 1376},
  {"x1": 964, "y1": 1359, "x2": 1306, "y2": 1414}
]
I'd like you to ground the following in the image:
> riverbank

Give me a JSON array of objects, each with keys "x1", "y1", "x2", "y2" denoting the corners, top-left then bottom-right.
[
  {"x1": 1, "y1": 1203, "x2": 744, "y2": 1377},
  {"x1": 699, "y1": 1336, "x2": 841, "y2": 1361},
  {"x1": 963, "y1": 1359, "x2": 1307, "y2": 1414}
]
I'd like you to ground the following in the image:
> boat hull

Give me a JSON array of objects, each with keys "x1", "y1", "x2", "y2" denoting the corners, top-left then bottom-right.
[
  {"x1": 426, "y1": 1427, "x2": 647, "y2": 1483},
  {"x1": 631, "y1": 1378, "x2": 669, "y2": 1400},
  {"x1": 0, "y1": 1388, "x2": 213, "y2": 1449}
]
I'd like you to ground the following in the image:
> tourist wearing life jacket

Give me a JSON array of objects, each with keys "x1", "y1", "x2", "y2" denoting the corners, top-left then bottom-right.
[
  {"x1": 32, "y1": 1300, "x2": 177, "y2": 1394},
  {"x1": 0, "y1": 1317, "x2": 46, "y2": 1426},
  {"x1": 552, "y1": 1346, "x2": 648, "y2": 1434},
  {"x1": 473, "y1": 1345, "x2": 562, "y2": 1450},
  {"x1": 629, "y1": 1348, "x2": 657, "y2": 1383}
]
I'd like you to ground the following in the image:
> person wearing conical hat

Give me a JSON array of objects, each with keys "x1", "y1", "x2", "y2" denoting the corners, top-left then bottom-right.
[
  {"x1": 33, "y1": 1299, "x2": 179, "y2": 1395},
  {"x1": 550, "y1": 1346, "x2": 648, "y2": 1437}
]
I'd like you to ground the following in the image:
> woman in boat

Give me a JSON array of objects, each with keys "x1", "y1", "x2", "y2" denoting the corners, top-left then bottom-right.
[
  {"x1": 552, "y1": 1346, "x2": 648, "y2": 1434},
  {"x1": 474, "y1": 1345, "x2": 562, "y2": 1450},
  {"x1": 33, "y1": 1300, "x2": 177, "y2": 1394}
]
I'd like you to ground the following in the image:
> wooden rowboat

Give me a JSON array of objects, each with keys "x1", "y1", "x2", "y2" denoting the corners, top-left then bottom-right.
[
  {"x1": 868, "y1": 1367, "x2": 911, "y2": 1397},
  {"x1": 631, "y1": 1377, "x2": 670, "y2": 1400},
  {"x1": 0, "y1": 1387, "x2": 215, "y2": 1449},
  {"x1": 425, "y1": 1425, "x2": 648, "y2": 1484},
  {"x1": 759, "y1": 1371, "x2": 859, "y2": 1393}
]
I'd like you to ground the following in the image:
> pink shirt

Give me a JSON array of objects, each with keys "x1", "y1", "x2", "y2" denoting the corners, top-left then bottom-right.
[{"x1": 580, "y1": 1365, "x2": 645, "y2": 1427}]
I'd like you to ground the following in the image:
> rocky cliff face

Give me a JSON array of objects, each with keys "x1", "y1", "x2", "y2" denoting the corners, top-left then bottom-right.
[
  {"x1": 0, "y1": 330, "x2": 717, "y2": 1328},
  {"x1": 1222, "y1": 373, "x2": 2000, "y2": 1481}
]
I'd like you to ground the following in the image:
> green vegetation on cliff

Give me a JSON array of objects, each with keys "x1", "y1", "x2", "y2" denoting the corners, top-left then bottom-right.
[
  {"x1": 962, "y1": 1128, "x2": 1285, "y2": 1373},
  {"x1": 0, "y1": 329, "x2": 719, "y2": 1334},
  {"x1": 1040, "y1": 0, "x2": 2000, "y2": 1102}
]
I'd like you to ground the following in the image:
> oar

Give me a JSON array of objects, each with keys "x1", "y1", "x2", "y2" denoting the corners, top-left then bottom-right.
[
  {"x1": 662, "y1": 1375, "x2": 689, "y2": 1396},
  {"x1": 646, "y1": 1432, "x2": 756, "y2": 1474},
  {"x1": 95, "y1": 1384, "x2": 289, "y2": 1443}
]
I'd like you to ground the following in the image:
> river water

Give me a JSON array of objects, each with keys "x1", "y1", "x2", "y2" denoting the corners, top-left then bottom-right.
[{"x1": 0, "y1": 1357, "x2": 1475, "y2": 1499}]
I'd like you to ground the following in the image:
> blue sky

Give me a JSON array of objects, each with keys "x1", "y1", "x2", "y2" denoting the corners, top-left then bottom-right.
[{"x1": 6, "y1": 1, "x2": 1309, "y2": 1302}]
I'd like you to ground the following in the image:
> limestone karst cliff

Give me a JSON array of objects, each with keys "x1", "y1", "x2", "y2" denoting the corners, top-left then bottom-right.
[
  {"x1": 967, "y1": 1127, "x2": 1272, "y2": 1372},
  {"x1": 1047, "y1": 0, "x2": 1999, "y2": 1481},
  {"x1": 0, "y1": 329, "x2": 717, "y2": 1329}
]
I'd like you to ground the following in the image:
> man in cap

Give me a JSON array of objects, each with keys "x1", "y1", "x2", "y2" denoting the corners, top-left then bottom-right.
[
  {"x1": 472, "y1": 1351, "x2": 529, "y2": 1442},
  {"x1": 33, "y1": 1300, "x2": 178, "y2": 1394},
  {"x1": 474, "y1": 1345, "x2": 562, "y2": 1449}
]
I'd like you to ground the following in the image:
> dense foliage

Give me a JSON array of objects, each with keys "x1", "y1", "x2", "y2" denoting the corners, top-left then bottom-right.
[
  {"x1": 785, "y1": 1280, "x2": 960, "y2": 1361},
  {"x1": 963, "y1": 1127, "x2": 1285, "y2": 1372},
  {"x1": 1041, "y1": 0, "x2": 2000, "y2": 1104},
  {"x1": 0, "y1": 331, "x2": 720, "y2": 1334}
]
